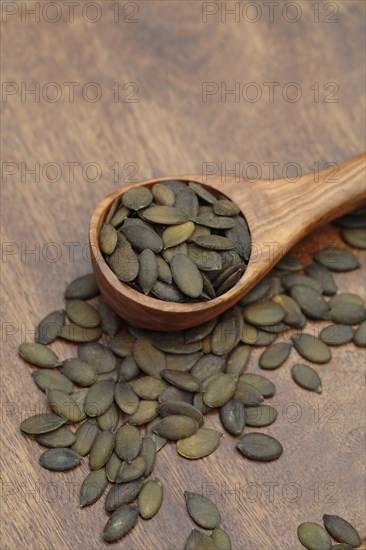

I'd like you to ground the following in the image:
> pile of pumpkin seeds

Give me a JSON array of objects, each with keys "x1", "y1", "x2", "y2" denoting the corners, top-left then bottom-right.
[
  {"x1": 99, "y1": 180, "x2": 251, "y2": 301},
  {"x1": 297, "y1": 513, "x2": 361, "y2": 549},
  {"x1": 18, "y1": 206, "x2": 365, "y2": 546}
]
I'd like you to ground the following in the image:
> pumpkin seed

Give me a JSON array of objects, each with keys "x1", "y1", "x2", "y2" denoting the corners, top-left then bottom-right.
[
  {"x1": 138, "y1": 478, "x2": 163, "y2": 519},
  {"x1": 137, "y1": 249, "x2": 158, "y2": 295},
  {"x1": 116, "y1": 456, "x2": 146, "y2": 483},
  {"x1": 216, "y1": 266, "x2": 245, "y2": 296},
  {"x1": 319, "y1": 324, "x2": 354, "y2": 345},
  {"x1": 145, "y1": 418, "x2": 167, "y2": 451},
  {"x1": 19, "y1": 342, "x2": 61, "y2": 368},
  {"x1": 162, "y1": 221, "x2": 195, "y2": 249},
  {"x1": 259, "y1": 342, "x2": 292, "y2": 370},
  {"x1": 99, "y1": 223, "x2": 118, "y2": 255},
  {"x1": 290, "y1": 285, "x2": 330, "y2": 320},
  {"x1": 239, "y1": 373, "x2": 276, "y2": 397},
  {"x1": 243, "y1": 301, "x2": 286, "y2": 326},
  {"x1": 110, "y1": 206, "x2": 130, "y2": 227},
  {"x1": 157, "y1": 401, "x2": 203, "y2": 426},
  {"x1": 241, "y1": 323, "x2": 277, "y2": 346},
  {"x1": 103, "y1": 503, "x2": 138, "y2": 542},
  {"x1": 152, "y1": 332, "x2": 202, "y2": 354},
  {"x1": 80, "y1": 467, "x2": 108, "y2": 507},
  {"x1": 107, "y1": 237, "x2": 139, "y2": 283},
  {"x1": 78, "y1": 342, "x2": 116, "y2": 374},
  {"x1": 214, "y1": 199, "x2": 240, "y2": 216},
  {"x1": 189, "y1": 181, "x2": 217, "y2": 204},
  {"x1": 304, "y1": 263, "x2": 337, "y2": 295},
  {"x1": 282, "y1": 274, "x2": 323, "y2": 293},
  {"x1": 195, "y1": 211, "x2": 235, "y2": 229},
  {"x1": 32, "y1": 369, "x2": 74, "y2": 394},
  {"x1": 219, "y1": 398, "x2": 246, "y2": 435},
  {"x1": 151, "y1": 280, "x2": 186, "y2": 302},
  {"x1": 71, "y1": 419, "x2": 98, "y2": 456},
  {"x1": 133, "y1": 337, "x2": 166, "y2": 378},
  {"x1": 211, "y1": 307, "x2": 243, "y2": 355},
  {"x1": 70, "y1": 389, "x2": 88, "y2": 419},
  {"x1": 177, "y1": 428, "x2": 223, "y2": 459},
  {"x1": 84, "y1": 380, "x2": 115, "y2": 417},
  {"x1": 185, "y1": 318, "x2": 217, "y2": 343},
  {"x1": 322, "y1": 514, "x2": 361, "y2": 547},
  {"x1": 39, "y1": 448, "x2": 82, "y2": 471},
  {"x1": 35, "y1": 310, "x2": 65, "y2": 344},
  {"x1": 20, "y1": 413, "x2": 66, "y2": 435},
  {"x1": 142, "y1": 205, "x2": 188, "y2": 225},
  {"x1": 191, "y1": 354, "x2": 226, "y2": 382},
  {"x1": 66, "y1": 299, "x2": 100, "y2": 329},
  {"x1": 64, "y1": 273, "x2": 99, "y2": 300},
  {"x1": 89, "y1": 430, "x2": 115, "y2": 470},
  {"x1": 328, "y1": 293, "x2": 364, "y2": 308},
  {"x1": 105, "y1": 477, "x2": 144, "y2": 511},
  {"x1": 291, "y1": 363, "x2": 322, "y2": 393},
  {"x1": 171, "y1": 254, "x2": 203, "y2": 298},
  {"x1": 47, "y1": 389, "x2": 83, "y2": 422},
  {"x1": 314, "y1": 247, "x2": 360, "y2": 272},
  {"x1": 34, "y1": 426, "x2": 76, "y2": 448},
  {"x1": 192, "y1": 235, "x2": 236, "y2": 250},
  {"x1": 60, "y1": 324, "x2": 102, "y2": 343},
  {"x1": 276, "y1": 254, "x2": 303, "y2": 271},
  {"x1": 236, "y1": 432, "x2": 283, "y2": 461},
  {"x1": 341, "y1": 227, "x2": 366, "y2": 249},
  {"x1": 225, "y1": 345, "x2": 251, "y2": 376},
  {"x1": 239, "y1": 277, "x2": 273, "y2": 306},
  {"x1": 139, "y1": 435, "x2": 157, "y2": 476},
  {"x1": 109, "y1": 329, "x2": 136, "y2": 358},
  {"x1": 330, "y1": 303, "x2": 366, "y2": 325},
  {"x1": 153, "y1": 415, "x2": 199, "y2": 440},
  {"x1": 185, "y1": 491, "x2": 221, "y2": 529},
  {"x1": 234, "y1": 381, "x2": 264, "y2": 406},
  {"x1": 162, "y1": 370, "x2": 201, "y2": 392},
  {"x1": 354, "y1": 320, "x2": 366, "y2": 347},
  {"x1": 272, "y1": 294, "x2": 306, "y2": 327},
  {"x1": 125, "y1": 400, "x2": 158, "y2": 425},
  {"x1": 114, "y1": 381, "x2": 139, "y2": 414},
  {"x1": 297, "y1": 522, "x2": 332, "y2": 550},
  {"x1": 331, "y1": 544, "x2": 353, "y2": 550},
  {"x1": 115, "y1": 425, "x2": 142, "y2": 462},
  {"x1": 162, "y1": 180, "x2": 187, "y2": 192},
  {"x1": 175, "y1": 186, "x2": 200, "y2": 218},
  {"x1": 185, "y1": 529, "x2": 216, "y2": 550},
  {"x1": 159, "y1": 386, "x2": 193, "y2": 404},
  {"x1": 106, "y1": 452, "x2": 122, "y2": 482},
  {"x1": 187, "y1": 244, "x2": 222, "y2": 271},
  {"x1": 245, "y1": 404, "x2": 278, "y2": 427},
  {"x1": 333, "y1": 211, "x2": 366, "y2": 228},
  {"x1": 203, "y1": 373, "x2": 236, "y2": 407},
  {"x1": 122, "y1": 224, "x2": 163, "y2": 253},
  {"x1": 99, "y1": 300, "x2": 123, "y2": 337},
  {"x1": 122, "y1": 186, "x2": 153, "y2": 210},
  {"x1": 60, "y1": 358, "x2": 97, "y2": 386},
  {"x1": 211, "y1": 527, "x2": 232, "y2": 550},
  {"x1": 118, "y1": 355, "x2": 140, "y2": 382},
  {"x1": 166, "y1": 352, "x2": 203, "y2": 372},
  {"x1": 152, "y1": 183, "x2": 176, "y2": 206},
  {"x1": 292, "y1": 333, "x2": 332, "y2": 364},
  {"x1": 97, "y1": 402, "x2": 119, "y2": 431},
  {"x1": 225, "y1": 215, "x2": 251, "y2": 260},
  {"x1": 156, "y1": 255, "x2": 172, "y2": 283}
]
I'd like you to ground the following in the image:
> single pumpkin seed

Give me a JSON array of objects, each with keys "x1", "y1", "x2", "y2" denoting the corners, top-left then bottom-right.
[
  {"x1": 130, "y1": 376, "x2": 167, "y2": 401},
  {"x1": 166, "y1": 352, "x2": 203, "y2": 372},
  {"x1": 156, "y1": 255, "x2": 173, "y2": 283},
  {"x1": 225, "y1": 215, "x2": 251, "y2": 260},
  {"x1": 241, "y1": 323, "x2": 277, "y2": 346},
  {"x1": 47, "y1": 389, "x2": 83, "y2": 422},
  {"x1": 32, "y1": 369, "x2": 74, "y2": 394},
  {"x1": 234, "y1": 381, "x2": 264, "y2": 406},
  {"x1": 116, "y1": 456, "x2": 146, "y2": 483},
  {"x1": 236, "y1": 432, "x2": 283, "y2": 461},
  {"x1": 185, "y1": 318, "x2": 217, "y2": 343},
  {"x1": 291, "y1": 363, "x2": 322, "y2": 393},
  {"x1": 272, "y1": 294, "x2": 306, "y2": 327},
  {"x1": 139, "y1": 435, "x2": 157, "y2": 476},
  {"x1": 99, "y1": 223, "x2": 118, "y2": 255},
  {"x1": 211, "y1": 307, "x2": 243, "y2": 355},
  {"x1": 118, "y1": 355, "x2": 140, "y2": 381},
  {"x1": 114, "y1": 381, "x2": 139, "y2": 414},
  {"x1": 84, "y1": 380, "x2": 115, "y2": 417},
  {"x1": 89, "y1": 430, "x2": 115, "y2": 470},
  {"x1": 153, "y1": 415, "x2": 199, "y2": 440},
  {"x1": 226, "y1": 345, "x2": 251, "y2": 376},
  {"x1": 142, "y1": 205, "x2": 188, "y2": 225},
  {"x1": 185, "y1": 529, "x2": 216, "y2": 550},
  {"x1": 71, "y1": 419, "x2": 98, "y2": 456},
  {"x1": 239, "y1": 277, "x2": 273, "y2": 306},
  {"x1": 191, "y1": 354, "x2": 226, "y2": 382},
  {"x1": 314, "y1": 247, "x2": 360, "y2": 271},
  {"x1": 214, "y1": 199, "x2": 240, "y2": 216},
  {"x1": 187, "y1": 244, "x2": 222, "y2": 271},
  {"x1": 162, "y1": 370, "x2": 201, "y2": 392},
  {"x1": 177, "y1": 428, "x2": 223, "y2": 459},
  {"x1": 97, "y1": 402, "x2": 119, "y2": 431},
  {"x1": 121, "y1": 224, "x2": 163, "y2": 253},
  {"x1": 106, "y1": 452, "x2": 122, "y2": 482},
  {"x1": 161, "y1": 180, "x2": 187, "y2": 192},
  {"x1": 35, "y1": 309, "x2": 65, "y2": 344},
  {"x1": 195, "y1": 212, "x2": 235, "y2": 229},
  {"x1": 151, "y1": 280, "x2": 186, "y2": 302},
  {"x1": 341, "y1": 227, "x2": 366, "y2": 249},
  {"x1": 216, "y1": 266, "x2": 245, "y2": 296},
  {"x1": 171, "y1": 254, "x2": 203, "y2": 298},
  {"x1": 219, "y1": 398, "x2": 246, "y2": 435},
  {"x1": 145, "y1": 418, "x2": 167, "y2": 451},
  {"x1": 64, "y1": 273, "x2": 99, "y2": 300},
  {"x1": 163, "y1": 221, "x2": 195, "y2": 248},
  {"x1": 354, "y1": 320, "x2": 366, "y2": 347},
  {"x1": 281, "y1": 273, "x2": 323, "y2": 293},
  {"x1": 99, "y1": 300, "x2": 123, "y2": 337},
  {"x1": 138, "y1": 249, "x2": 158, "y2": 295},
  {"x1": 115, "y1": 425, "x2": 142, "y2": 462},
  {"x1": 133, "y1": 337, "x2": 166, "y2": 378},
  {"x1": 297, "y1": 522, "x2": 332, "y2": 550},
  {"x1": 185, "y1": 491, "x2": 221, "y2": 529},
  {"x1": 152, "y1": 332, "x2": 202, "y2": 354},
  {"x1": 211, "y1": 527, "x2": 232, "y2": 550},
  {"x1": 322, "y1": 514, "x2": 361, "y2": 547},
  {"x1": 192, "y1": 235, "x2": 236, "y2": 250},
  {"x1": 189, "y1": 181, "x2": 217, "y2": 204},
  {"x1": 328, "y1": 293, "x2": 364, "y2": 308},
  {"x1": 70, "y1": 389, "x2": 88, "y2": 420},
  {"x1": 292, "y1": 333, "x2": 332, "y2": 364},
  {"x1": 158, "y1": 386, "x2": 193, "y2": 404},
  {"x1": 102, "y1": 503, "x2": 138, "y2": 542},
  {"x1": 125, "y1": 400, "x2": 159, "y2": 425},
  {"x1": 319, "y1": 324, "x2": 354, "y2": 345},
  {"x1": 304, "y1": 263, "x2": 337, "y2": 295},
  {"x1": 108, "y1": 234, "x2": 139, "y2": 282},
  {"x1": 65, "y1": 299, "x2": 100, "y2": 328},
  {"x1": 243, "y1": 301, "x2": 286, "y2": 326},
  {"x1": 109, "y1": 329, "x2": 136, "y2": 358},
  {"x1": 239, "y1": 373, "x2": 276, "y2": 397},
  {"x1": 245, "y1": 404, "x2": 278, "y2": 427},
  {"x1": 60, "y1": 358, "x2": 97, "y2": 386},
  {"x1": 203, "y1": 373, "x2": 236, "y2": 408},
  {"x1": 152, "y1": 183, "x2": 176, "y2": 206},
  {"x1": 20, "y1": 413, "x2": 66, "y2": 435},
  {"x1": 34, "y1": 426, "x2": 76, "y2": 448},
  {"x1": 39, "y1": 448, "x2": 82, "y2": 471},
  {"x1": 330, "y1": 303, "x2": 366, "y2": 325},
  {"x1": 59, "y1": 324, "x2": 102, "y2": 343},
  {"x1": 162, "y1": 242, "x2": 188, "y2": 264},
  {"x1": 276, "y1": 254, "x2": 303, "y2": 271},
  {"x1": 80, "y1": 467, "x2": 108, "y2": 507},
  {"x1": 110, "y1": 206, "x2": 130, "y2": 227},
  {"x1": 138, "y1": 478, "x2": 163, "y2": 519},
  {"x1": 157, "y1": 401, "x2": 203, "y2": 426},
  {"x1": 122, "y1": 186, "x2": 153, "y2": 210},
  {"x1": 290, "y1": 285, "x2": 330, "y2": 320},
  {"x1": 175, "y1": 186, "x2": 200, "y2": 218},
  {"x1": 105, "y1": 477, "x2": 145, "y2": 511},
  {"x1": 78, "y1": 342, "x2": 116, "y2": 374},
  {"x1": 259, "y1": 342, "x2": 292, "y2": 370},
  {"x1": 19, "y1": 342, "x2": 61, "y2": 368}
]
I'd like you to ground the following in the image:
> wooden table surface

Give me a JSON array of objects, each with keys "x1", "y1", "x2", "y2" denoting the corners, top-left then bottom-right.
[{"x1": 1, "y1": 1, "x2": 365, "y2": 549}]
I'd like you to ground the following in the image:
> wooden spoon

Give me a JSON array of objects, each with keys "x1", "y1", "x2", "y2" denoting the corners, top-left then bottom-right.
[{"x1": 90, "y1": 152, "x2": 365, "y2": 331}]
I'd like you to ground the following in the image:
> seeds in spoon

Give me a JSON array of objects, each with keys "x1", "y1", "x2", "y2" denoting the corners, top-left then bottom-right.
[{"x1": 171, "y1": 254, "x2": 203, "y2": 298}]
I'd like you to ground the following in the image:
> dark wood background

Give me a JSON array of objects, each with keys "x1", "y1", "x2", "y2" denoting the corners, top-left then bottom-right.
[{"x1": 1, "y1": 1, "x2": 365, "y2": 549}]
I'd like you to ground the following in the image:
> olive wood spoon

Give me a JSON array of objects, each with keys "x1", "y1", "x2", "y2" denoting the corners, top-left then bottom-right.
[{"x1": 90, "y1": 152, "x2": 365, "y2": 330}]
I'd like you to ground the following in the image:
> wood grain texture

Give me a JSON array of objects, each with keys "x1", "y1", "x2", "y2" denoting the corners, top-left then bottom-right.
[
  {"x1": 1, "y1": 1, "x2": 365, "y2": 549},
  {"x1": 90, "y1": 155, "x2": 365, "y2": 330}
]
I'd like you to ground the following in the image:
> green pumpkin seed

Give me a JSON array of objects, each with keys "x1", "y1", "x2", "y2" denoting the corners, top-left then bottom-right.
[
  {"x1": 106, "y1": 452, "x2": 122, "y2": 482},
  {"x1": 241, "y1": 323, "x2": 277, "y2": 346},
  {"x1": 116, "y1": 456, "x2": 146, "y2": 483},
  {"x1": 125, "y1": 400, "x2": 158, "y2": 425},
  {"x1": 219, "y1": 398, "x2": 246, "y2": 435},
  {"x1": 297, "y1": 522, "x2": 332, "y2": 550},
  {"x1": 105, "y1": 197, "x2": 120, "y2": 224},
  {"x1": 328, "y1": 293, "x2": 364, "y2": 308},
  {"x1": 122, "y1": 186, "x2": 153, "y2": 210},
  {"x1": 99, "y1": 300, "x2": 123, "y2": 337},
  {"x1": 314, "y1": 247, "x2": 360, "y2": 272},
  {"x1": 122, "y1": 224, "x2": 163, "y2": 253},
  {"x1": 171, "y1": 254, "x2": 203, "y2": 298},
  {"x1": 35, "y1": 309, "x2": 65, "y2": 344},
  {"x1": 110, "y1": 206, "x2": 130, "y2": 227},
  {"x1": 292, "y1": 333, "x2": 332, "y2": 364},
  {"x1": 225, "y1": 216, "x2": 251, "y2": 260},
  {"x1": 39, "y1": 448, "x2": 82, "y2": 471},
  {"x1": 103, "y1": 503, "x2": 138, "y2": 541},
  {"x1": 195, "y1": 211, "x2": 235, "y2": 229},
  {"x1": 89, "y1": 430, "x2": 114, "y2": 470},
  {"x1": 70, "y1": 389, "x2": 88, "y2": 418},
  {"x1": 162, "y1": 221, "x2": 195, "y2": 249},
  {"x1": 214, "y1": 199, "x2": 240, "y2": 216},
  {"x1": 226, "y1": 345, "x2": 251, "y2": 376},
  {"x1": 162, "y1": 242, "x2": 188, "y2": 264},
  {"x1": 239, "y1": 373, "x2": 276, "y2": 397},
  {"x1": 211, "y1": 307, "x2": 243, "y2": 355},
  {"x1": 145, "y1": 418, "x2": 167, "y2": 451},
  {"x1": 203, "y1": 373, "x2": 236, "y2": 408},
  {"x1": 151, "y1": 280, "x2": 186, "y2": 302},
  {"x1": 138, "y1": 249, "x2": 158, "y2": 295},
  {"x1": 47, "y1": 389, "x2": 83, "y2": 422},
  {"x1": 272, "y1": 294, "x2": 306, "y2": 327},
  {"x1": 97, "y1": 368, "x2": 119, "y2": 383},
  {"x1": 236, "y1": 432, "x2": 283, "y2": 461},
  {"x1": 60, "y1": 324, "x2": 102, "y2": 343},
  {"x1": 211, "y1": 527, "x2": 232, "y2": 550},
  {"x1": 156, "y1": 255, "x2": 172, "y2": 283},
  {"x1": 20, "y1": 413, "x2": 66, "y2": 435},
  {"x1": 304, "y1": 264, "x2": 337, "y2": 296},
  {"x1": 115, "y1": 425, "x2": 142, "y2": 462},
  {"x1": 192, "y1": 235, "x2": 236, "y2": 250},
  {"x1": 142, "y1": 205, "x2": 188, "y2": 225},
  {"x1": 114, "y1": 381, "x2": 139, "y2": 414},
  {"x1": 319, "y1": 324, "x2": 354, "y2": 345},
  {"x1": 157, "y1": 401, "x2": 203, "y2": 426},
  {"x1": 185, "y1": 491, "x2": 221, "y2": 529},
  {"x1": 290, "y1": 285, "x2": 330, "y2": 320},
  {"x1": 216, "y1": 266, "x2": 245, "y2": 296},
  {"x1": 234, "y1": 381, "x2": 264, "y2": 406},
  {"x1": 138, "y1": 478, "x2": 163, "y2": 519},
  {"x1": 32, "y1": 369, "x2": 74, "y2": 394},
  {"x1": 71, "y1": 419, "x2": 98, "y2": 456},
  {"x1": 185, "y1": 318, "x2": 217, "y2": 343},
  {"x1": 282, "y1": 274, "x2": 323, "y2": 293},
  {"x1": 152, "y1": 183, "x2": 176, "y2": 206},
  {"x1": 330, "y1": 303, "x2": 366, "y2": 325},
  {"x1": 64, "y1": 273, "x2": 99, "y2": 300},
  {"x1": 152, "y1": 332, "x2": 202, "y2": 354},
  {"x1": 105, "y1": 477, "x2": 144, "y2": 511},
  {"x1": 84, "y1": 380, "x2": 115, "y2": 417},
  {"x1": 333, "y1": 211, "x2": 366, "y2": 228},
  {"x1": 245, "y1": 404, "x2": 278, "y2": 427},
  {"x1": 341, "y1": 227, "x2": 366, "y2": 249},
  {"x1": 331, "y1": 544, "x2": 353, "y2": 550},
  {"x1": 187, "y1": 244, "x2": 222, "y2": 271},
  {"x1": 109, "y1": 329, "x2": 136, "y2": 358},
  {"x1": 60, "y1": 358, "x2": 97, "y2": 387},
  {"x1": 99, "y1": 223, "x2": 118, "y2": 255},
  {"x1": 80, "y1": 467, "x2": 108, "y2": 507},
  {"x1": 189, "y1": 181, "x2": 217, "y2": 204},
  {"x1": 153, "y1": 415, "x2": 199, "y2": 440},
  {"x1": 19, "y1": 342, "x2": 61, "y2": 368},
  {"x1": 177, "y1": 428, "x2": 223, "y2": 459},
  {"x1": 162, "y1": 370, "x2": 201, "y2": 392},
  {"x1": 118, "y1": 355, "x2": 140, "y2": 381},
  {"x1": 185, "y1": 529, "x2": 216, "y2": 550},
  {"x1": 133, "y1": 337, "x2": 166, "y2": 378},
  {"x1": 166, "y1": 352, "x2": 203, "y2": 372},
  {"x1": 191, "y1": 354, "x2": 225, "y2": 382},
  {"x1": 239, "y1": 277, "x2": 273, "y2": 306},
  {"x1": 259, "y1": 342, "x2": 292, "y2": 370},
  {"x1": 243, "y1": 300, "x2": 286, "y2": 326},
  {"x1": 107, "y1": 234, "x2": 139, "y2": 282},
  {"x1": 291, "y1": 363, "x2": 322, "y2": 393},
  {"x1": 175, "y1": 186, "x2": 200, "y2": 218},
  {"x1": 65, "y1": 299, "x2": 100, "y2": 328},
  {"x1": 78, "y1": 342, "x2": 116, "y2": 374},
  {"x1": 276, "y1": 254, "x2": 303, "y2": 271},
  {"x1": 354, "y1": 320, "x2": 366, "y2": 347},
  {"x1": 139, "y1": 436, "x2": 157, "y2": 476},
  {"x1": 97, "y1": 403, "x2": 119, "y2": 431},
  {"x1": 34, "y1": 426, "x2": 76, "y2": 448},
  {"x1": 322, "y1": 514, "x2": 361, "y2": 547},
  {"x1": 159, "y1": 386, "x2": 193, "y2": 404}
]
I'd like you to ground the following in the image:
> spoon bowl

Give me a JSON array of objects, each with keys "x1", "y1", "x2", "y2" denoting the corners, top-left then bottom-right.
[{"x1": 90, "y1": 153, "x2": 365, "y2": 330}]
